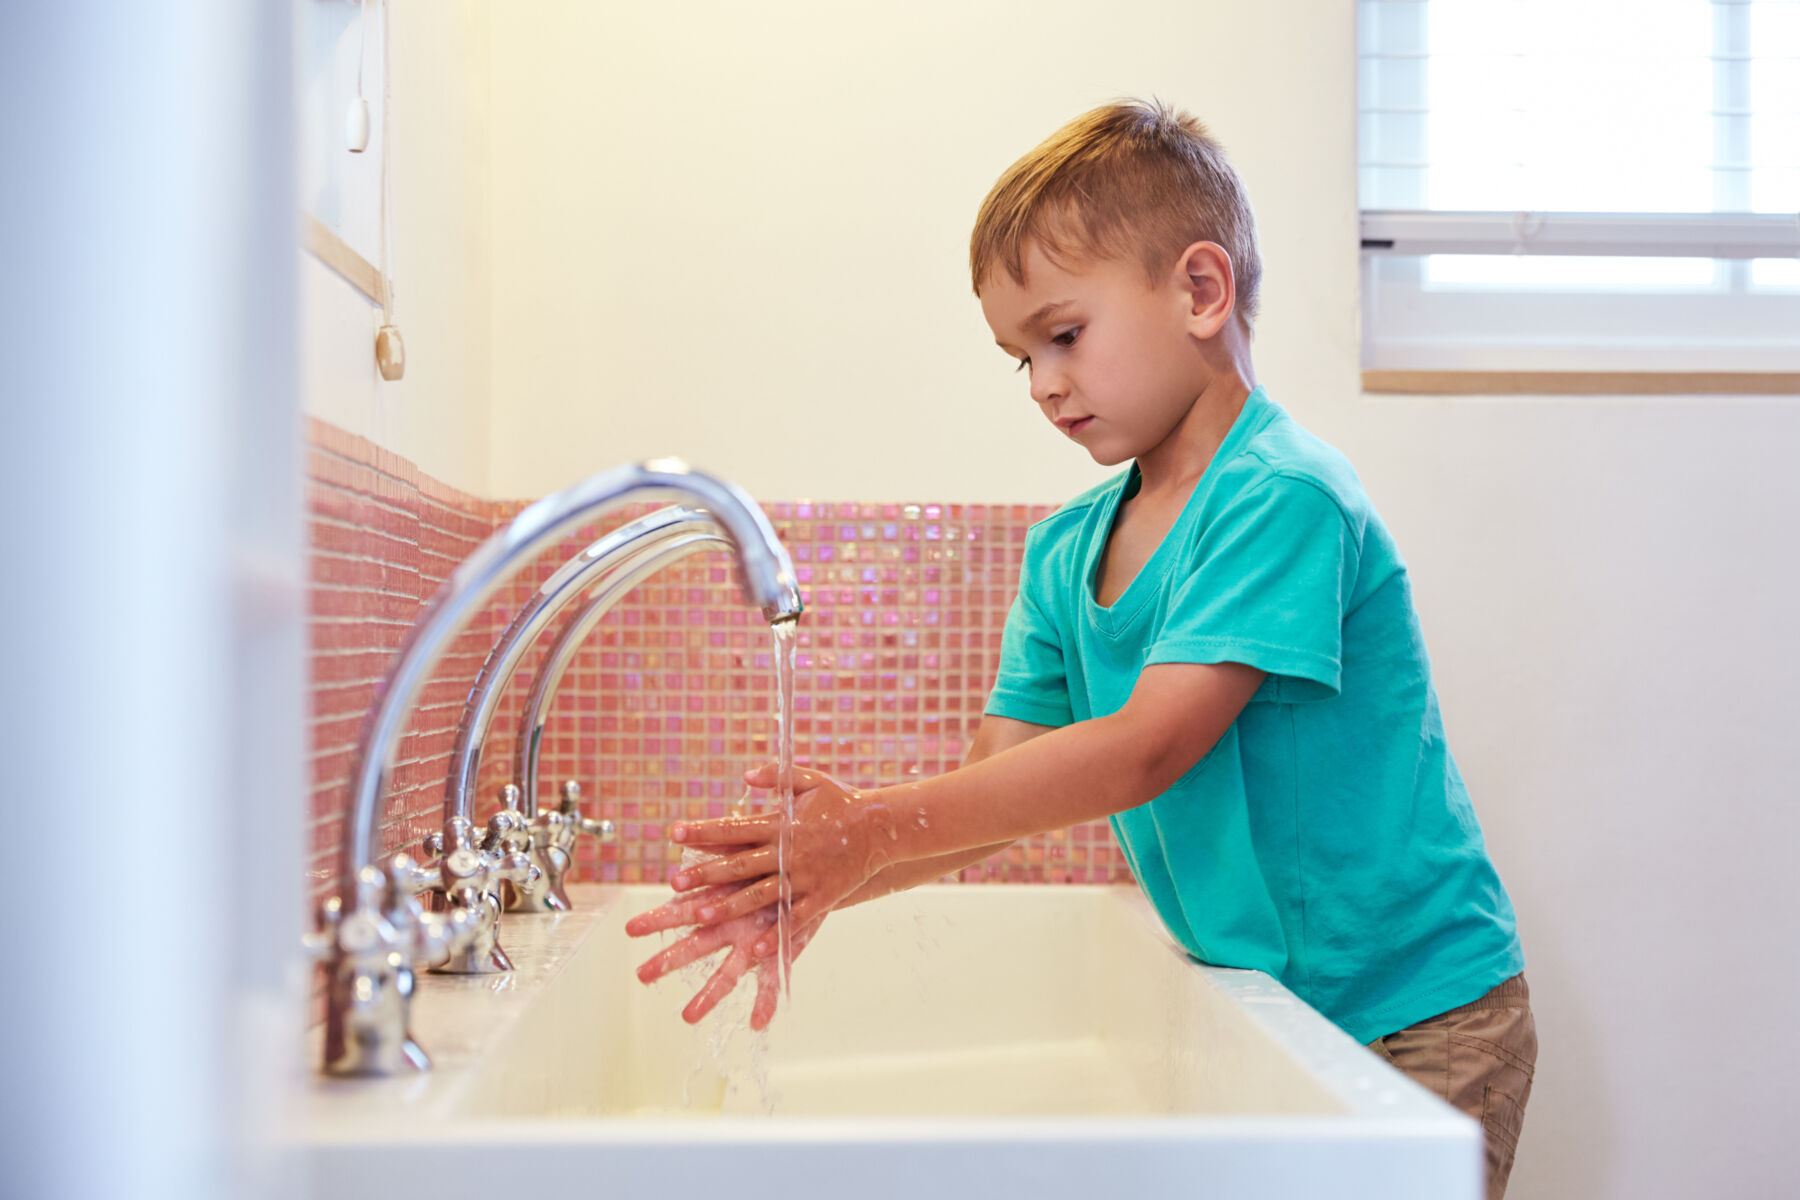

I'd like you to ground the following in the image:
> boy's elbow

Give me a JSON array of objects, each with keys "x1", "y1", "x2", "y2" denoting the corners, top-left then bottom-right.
[
  {"x1": 1102, "y1": 711, "x2": 1216, "y2": 803},
  {"x1": 1107, "y1": 661, "x2": 1264, "y2": 800}
]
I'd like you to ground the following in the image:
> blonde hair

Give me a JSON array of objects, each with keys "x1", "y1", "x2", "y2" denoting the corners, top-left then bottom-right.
[{"x1": 969, "y1": 98, "x2": 1262, "y2": 328}]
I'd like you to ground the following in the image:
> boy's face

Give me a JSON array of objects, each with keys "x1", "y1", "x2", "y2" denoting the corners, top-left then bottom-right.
[{"x1": 980, "y1": 239, "x2": 1210, "y2": 469}]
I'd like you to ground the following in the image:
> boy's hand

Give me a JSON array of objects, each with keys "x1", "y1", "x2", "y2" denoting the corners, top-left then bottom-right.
[
  {"x1": 625, "y1": 881, "x2": 822, "y2": 1029},
  {"x1": 663, "y1": 764, "x2": 896, "y2": 952}
]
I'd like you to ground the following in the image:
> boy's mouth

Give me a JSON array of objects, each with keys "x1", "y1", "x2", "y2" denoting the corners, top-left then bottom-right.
[{"x1": 1057, "y1": 416, "x2": 1094, "y2": 435}]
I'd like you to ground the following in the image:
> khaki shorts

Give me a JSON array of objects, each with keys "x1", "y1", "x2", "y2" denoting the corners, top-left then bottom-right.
[{"x1": 1367, "y1": 973, "x2": 1537, "y2": 1200}]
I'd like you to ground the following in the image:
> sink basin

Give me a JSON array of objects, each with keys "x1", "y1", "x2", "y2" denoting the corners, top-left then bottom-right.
[{"x1": 305, "y1": 883, "x2": 1480, "y2": 1198}]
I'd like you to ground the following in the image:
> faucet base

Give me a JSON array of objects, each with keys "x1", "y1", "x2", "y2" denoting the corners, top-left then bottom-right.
[
  {"x1": 506, "y1": 844, "x2": 575, "y2": 913},
  {"x1": 430, "y1": 941, "x2": 514, "y2": 974},
  {"x1": 325, "y1": 1033, "x2": 431, "y2": 1077},
  {"x1": 506, "y1": 886, "x2": 570, "y2": 914}
]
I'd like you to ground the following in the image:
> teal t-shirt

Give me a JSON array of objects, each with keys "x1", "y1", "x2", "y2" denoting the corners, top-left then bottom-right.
[{"x1": 985, "y1": 385, "x2": 1523, "y2": 1043}]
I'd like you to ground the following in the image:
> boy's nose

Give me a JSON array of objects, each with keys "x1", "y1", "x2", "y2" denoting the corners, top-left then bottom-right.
[{"x1": 1029, "y1": 368, "x2": 1065, "y2": 407}]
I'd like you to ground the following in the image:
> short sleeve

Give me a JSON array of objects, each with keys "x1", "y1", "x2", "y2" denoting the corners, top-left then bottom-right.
[
  {"x1": 1146, "y1": 476, "x2": 1359, "y2": 703},
  {"x1": 984, "y1": 533, "x2": 1075, "y2": 727}
]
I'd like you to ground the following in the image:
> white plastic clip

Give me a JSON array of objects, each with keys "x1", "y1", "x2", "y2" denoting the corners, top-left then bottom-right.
[{"x1": 1511, "y1": 211, "x2": 1544, "y2": 256}]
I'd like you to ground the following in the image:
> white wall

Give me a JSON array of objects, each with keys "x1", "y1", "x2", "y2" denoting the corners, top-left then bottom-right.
[
  {"x1": 484, "y1": 4, "x2": 1800, "y2": 1199},
  {"x1": 300, "y1": 0, "x2": 493, "y2": 496}
]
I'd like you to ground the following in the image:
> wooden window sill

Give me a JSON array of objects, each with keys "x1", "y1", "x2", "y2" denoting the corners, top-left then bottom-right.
[{"x1": 1362, "y1": 370, "x2": 1800, "y2": 395}]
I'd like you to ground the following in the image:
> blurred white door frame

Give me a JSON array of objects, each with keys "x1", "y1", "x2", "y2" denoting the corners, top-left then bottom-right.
[{"x1": 0, "y1": 4, "x2": 304, "y2": 1199}]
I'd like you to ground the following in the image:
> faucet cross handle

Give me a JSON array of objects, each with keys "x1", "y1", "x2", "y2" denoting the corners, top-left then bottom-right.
[
  {"x1": 410, "y1": 814, "x2": 481, "y2": 895},
  {"x1": 314, "y1": 854, "x2": 480, "y2": 1076},
  {"x1": 489, "y1": 784, "x2": 555, "y2": 911},
  {"x1": 302, "y1": 892, "x2": 343, "y2": 964},
  {"x1": 377, "y1": 855, "x2": 484, "y2": 970},
  {"x1": 423, "y1": 811, "x2": 538, "y2": 975},
  {"x1": 507, "y1": 779, "x2": 615, "y2": 913},
  {"x1": 485, "y1": 791, "x2": 532, "y2": 856},
  {"x1": 560, "y1": 779, "x2": 618, "y2": 842}
]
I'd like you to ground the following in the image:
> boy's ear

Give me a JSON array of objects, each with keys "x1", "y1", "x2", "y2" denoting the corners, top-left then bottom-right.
[{"x1": 1175, "y1": 240, "x2": 1237, "y2": 339}]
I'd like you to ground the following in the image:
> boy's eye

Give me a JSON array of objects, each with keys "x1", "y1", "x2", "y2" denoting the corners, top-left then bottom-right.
[{"x1": 1011, "y1": 328, "x2": 1079, "y2": 374}]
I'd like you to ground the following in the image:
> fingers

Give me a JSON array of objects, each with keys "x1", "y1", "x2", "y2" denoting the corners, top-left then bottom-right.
[
  {"x1": 671, "y1": 811, "x2": 780, "y2": 849},
  {"x1": 637, "y1": 904, "x2": 816, "y2": 1031},
  {"x1": 786, "y1": 894, "x2": 833, "y2": 943},
  {"x1": 671, "y1": 844, "x2": 780, "y2": 892},
  {"x1": 752, "y1": 896, "x2": 831, "y2": 956},
  {"x1": 624, "y1": 882, "x2": 742, "y2": 936},
  {"x1": 742, "y1": 762, "x2": 833, "y2": 791},
  {"x1": 635, "y1": 924, "x2": 735, "y2": 984},
  {"x1": 682, "y1": 943, "x2": 754, "y2": 1024},
  {"x1": 750, "y1": 956, "x2": 781, "y2": 1031},
  {"x1": 690, "y1": 875, "x2": 783, "y2": 924},
  {"x1": 751, "y1": 908, "x2": 827, "y2": 960}
]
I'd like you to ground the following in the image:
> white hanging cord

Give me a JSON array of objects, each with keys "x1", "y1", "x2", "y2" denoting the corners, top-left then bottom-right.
[
  {"x1": 354, "y1": 0, "x2": 369, "y2": 105},
  {"x1": 378, "y1": 0, "x2": 394, "y2": 325}
]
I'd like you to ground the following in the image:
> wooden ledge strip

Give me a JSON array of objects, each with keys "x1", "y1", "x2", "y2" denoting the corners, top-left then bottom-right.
[
  {"x1": 1363, "y1": 370, "x2": 1800, "y2": 396},
  {"x1": 303, "y1": 214, "x2": 388, "y2": 309}
]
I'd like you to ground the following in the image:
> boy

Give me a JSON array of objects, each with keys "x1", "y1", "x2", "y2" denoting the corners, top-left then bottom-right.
[{"x1": 626, "y1": 99, "x2": 1535, "y2": 1198}]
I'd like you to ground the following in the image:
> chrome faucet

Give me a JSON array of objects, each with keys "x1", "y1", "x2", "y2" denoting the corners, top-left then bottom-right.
[
  {"x1": 413, "y1": 810, "x2": 540, "y2": 973},
  {"x1": 507, "y1": 780, "x2": 616, "y2": 913},
  {"x1": 305, "y1": 855, "x2": 483, "y2": 1075},
  {"x1": 313, "y1": 460, "x2": 801, "y2": 1077}
]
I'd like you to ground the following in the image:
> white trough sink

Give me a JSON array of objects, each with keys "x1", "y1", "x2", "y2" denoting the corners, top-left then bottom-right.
[{"x1": 305, "y1": 883, "x2": 1480, "y2": 1199}]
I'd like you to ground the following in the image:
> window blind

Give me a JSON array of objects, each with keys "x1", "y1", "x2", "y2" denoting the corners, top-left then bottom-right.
[{"x1": 1357, "y1": 0, "x2": 1800, "y2": 375}]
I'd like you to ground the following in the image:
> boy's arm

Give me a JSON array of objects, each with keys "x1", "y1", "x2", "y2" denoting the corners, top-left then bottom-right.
[
  {"x1": 893, "y1": 660, "x2": 1264, "y2": 852},
  {"x1": 835, "y1": 713, "x2": 1056, "y2": 906},
  {"x1": 676, "y1": 660, "x2": 1266, "y2": 928}
]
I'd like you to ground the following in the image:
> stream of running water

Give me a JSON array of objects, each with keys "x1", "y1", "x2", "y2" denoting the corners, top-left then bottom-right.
[{"x1": 771, "y1": 618, "x2": 798, "y2": 999}]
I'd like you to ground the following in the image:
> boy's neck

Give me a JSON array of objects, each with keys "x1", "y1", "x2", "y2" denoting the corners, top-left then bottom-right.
[{"x1": 1133, "y1": 358, "x2": 1258, "y2": 500}]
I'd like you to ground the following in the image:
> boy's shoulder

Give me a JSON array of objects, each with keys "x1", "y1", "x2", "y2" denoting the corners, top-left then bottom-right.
[
  {"x1": 1220, "y1": 403, "x2": 1371, "y2": 531},
  {"x1": 1020, "y1": 469, "x2": 1128, "y2": 557},
  {"x1": 1037, "y1": 470, "x2": 1129, "y2": 526}
]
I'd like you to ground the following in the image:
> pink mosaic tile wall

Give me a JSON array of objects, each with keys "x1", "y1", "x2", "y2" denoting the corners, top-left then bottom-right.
[
  {"x1": 306, "y1": 418, "x2": 504, "y2": 904},
  {"x1": 306, "y1": 420, "x2": 1133, "y2": 908}
]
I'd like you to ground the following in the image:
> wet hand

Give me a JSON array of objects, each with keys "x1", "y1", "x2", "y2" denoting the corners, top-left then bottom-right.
[
  {"x1": 625, "y1": 883, "x2": 823, "y2": 1030},
  {"x1": 664, "y1": 764, "x2": 898, "y2": 950}
]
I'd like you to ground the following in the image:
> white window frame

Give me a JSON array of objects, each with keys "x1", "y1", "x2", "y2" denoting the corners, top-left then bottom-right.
[{"x1": 1357, "y1": 0, "x2": 1800, "y2": 388}]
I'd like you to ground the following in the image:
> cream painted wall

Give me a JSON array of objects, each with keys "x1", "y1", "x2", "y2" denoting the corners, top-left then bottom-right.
[
  {"x1": 488, "y1": 4, "x2": 1794, "y2": 1198},
  {"x1": 487, "y1": 1, "x2": 1364, "y2": 504},
  {"x1": 299, "y1": 0, "x2": 493, "y2": 496}
]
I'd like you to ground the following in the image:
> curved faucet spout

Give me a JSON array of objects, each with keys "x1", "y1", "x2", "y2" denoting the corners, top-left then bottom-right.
[
  {"x1": 515, "y1": 527, "x2": 732, "y2": 821},
  {"x1": 442, "y1": 506, "x2": 721, "y2": 830},
  {"x1": 336, "y1": 460, "x2": 800, "y2": 908}
]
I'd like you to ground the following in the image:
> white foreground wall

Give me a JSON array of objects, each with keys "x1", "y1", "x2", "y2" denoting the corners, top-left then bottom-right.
[{"x1": 0, "y1": 3, "x2": 304, "y2": 1199}]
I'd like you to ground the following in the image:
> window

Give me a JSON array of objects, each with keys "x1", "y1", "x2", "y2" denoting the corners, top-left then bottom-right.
[{"x1": 1357, "y1": 0, "x2": 1800, "y2": 389}]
